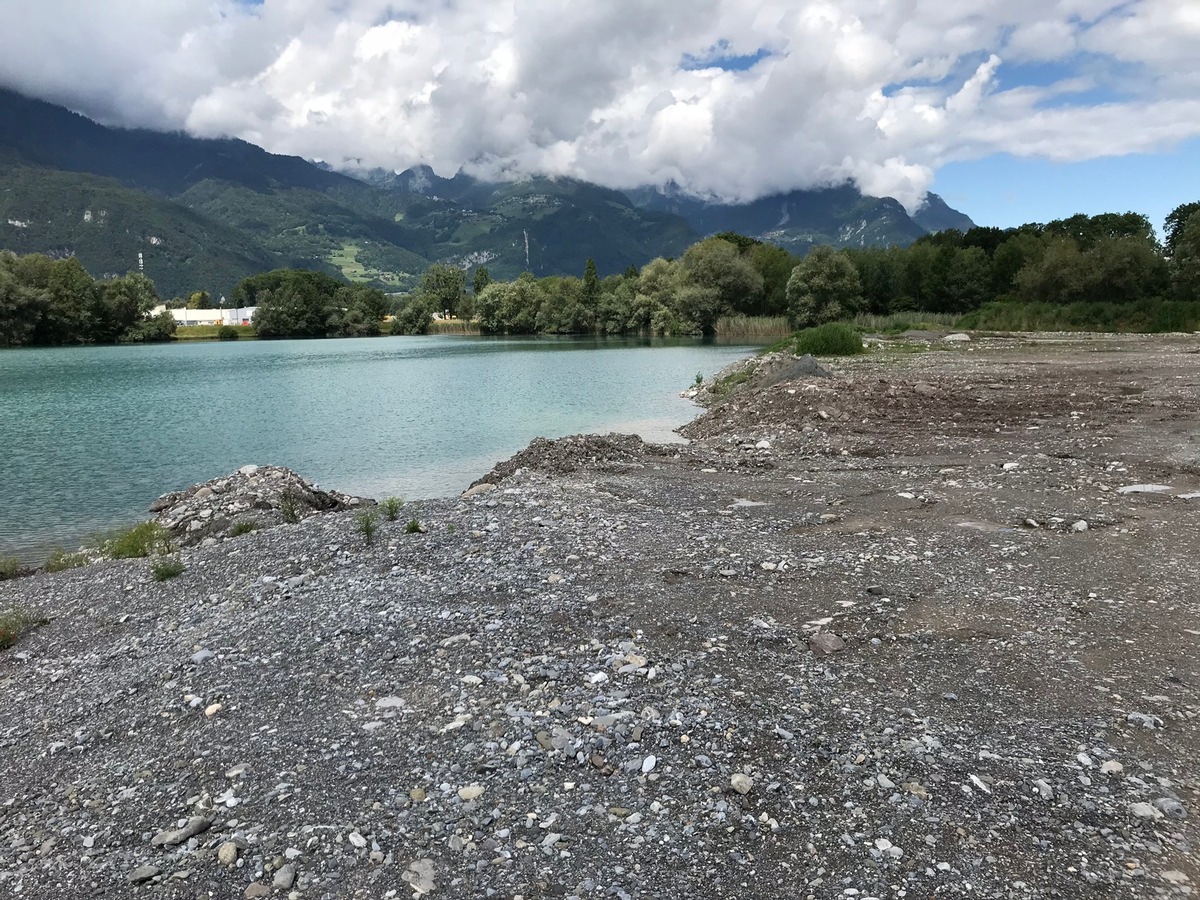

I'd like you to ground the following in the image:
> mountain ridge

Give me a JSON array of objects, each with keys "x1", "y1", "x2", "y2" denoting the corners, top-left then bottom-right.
[{"x1": 0, "y1": 88, "x2": 973, "y2": 298}]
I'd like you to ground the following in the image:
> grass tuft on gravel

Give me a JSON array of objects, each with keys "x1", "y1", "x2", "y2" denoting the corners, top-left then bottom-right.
[
  {"x1": 150, "y1": 556, "x2": 185, "y2": 582},
  {"x1": 0, "y1": 605, "x2": 47, "y2": 650},
  {"x1": 44, "y1": 548, "x2": 88, "y2": 572},
  {"x1": 103, "y1": 522, "x2": 173, "y2": 559}
]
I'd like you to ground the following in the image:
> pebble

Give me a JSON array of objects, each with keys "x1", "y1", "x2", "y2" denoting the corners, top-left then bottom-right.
[{"x1": 730, "y1": 773, "x2": 754, "y2": 795}]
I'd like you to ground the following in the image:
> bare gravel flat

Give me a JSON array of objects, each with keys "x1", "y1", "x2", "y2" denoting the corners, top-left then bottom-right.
[{"x1": 1, "y1": 332, "x2": 1197, "y2": 900}]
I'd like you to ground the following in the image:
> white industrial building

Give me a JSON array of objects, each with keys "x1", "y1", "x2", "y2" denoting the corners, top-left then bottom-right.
[{"x1": 151, "y1": 305, "x2": 257, "y2": 326}]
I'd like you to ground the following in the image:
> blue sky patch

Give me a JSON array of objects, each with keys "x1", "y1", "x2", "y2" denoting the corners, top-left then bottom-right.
[{"x1": 681, "y1": 43, "x2": 771, "y2": 72}]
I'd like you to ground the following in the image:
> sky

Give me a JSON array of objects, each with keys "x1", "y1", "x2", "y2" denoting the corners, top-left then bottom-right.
[{"x1": 0, "y1": 0, "x2": 1197, "y2": 234}]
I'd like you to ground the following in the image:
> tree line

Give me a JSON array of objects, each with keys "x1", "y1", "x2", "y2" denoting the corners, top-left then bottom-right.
[
  {"x1": 4, "y1": 201, "x2": 1198, "y2": 345},
  {"x1": 381, "y1": 201, "x2": 1200, "y2": 337},
  {"x1": 0, "y1": 251, "x2": 176, "y2": 346}
]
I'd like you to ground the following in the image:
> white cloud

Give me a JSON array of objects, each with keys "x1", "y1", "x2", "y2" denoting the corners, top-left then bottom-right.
[{"x1": 0, "y1": 0, "x2": 1196, "y2": 211}]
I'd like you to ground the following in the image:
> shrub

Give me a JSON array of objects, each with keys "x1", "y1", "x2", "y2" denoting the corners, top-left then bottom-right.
[
  {"x1": 0, "y1": 557, "x2": 20, "y2": 581},
  {"x1": 380, "y1": 497, "x2": 403, "y2": 521},
  {"x1": 217, "y1": 325, "x2": 240, "y2": 341},
  {"x1": 104, "y1": 522, "x2": 172, "y2": 559},
  {"x1": 792, "y1": 322, "x2": 864, "y2": 357},
  {"x1": 151, "y1": 556, "x2": 185, "y2": 582},
  {"x1": 229, "y1": 520, "x2": 256, "y2": 536},
  {"x1": 279, "y1": 489, "x2": 302, "y2": 524},
  {"x1": 405, "y1": 516, "x2": 422, "y2": 535},
  {"x1": 0, "y1": 605, "x2": 47, "y2": 650},
  {"x1": 44, "y1": 548, "x2": 88, "y2": 572},
  {"x1": 355, "y1": 509, "x2": 380, "y2": 545}
]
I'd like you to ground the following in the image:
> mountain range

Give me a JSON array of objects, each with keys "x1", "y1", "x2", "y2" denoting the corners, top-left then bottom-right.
[{"x1": 0, "y1": 88, "x2": 972, "y2": 299}]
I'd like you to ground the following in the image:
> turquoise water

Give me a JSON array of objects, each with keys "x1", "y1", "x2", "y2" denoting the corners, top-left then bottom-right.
[{"x1": 0, "y1": 336, "x2": 757, "y2": 562}]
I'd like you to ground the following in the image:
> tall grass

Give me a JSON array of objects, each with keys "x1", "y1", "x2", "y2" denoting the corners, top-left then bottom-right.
[
  {"x1": 715, "y1": 315, "x2": 792, "y2": 338},
  {"x1": 175, "y1": 323, "x2": 257, "y2": 341},
  {"x1": 429, "y1": 319, "x2": 481, "y2": 335},
  {"x1": 853, "y1": 312, "x2": 961, "y2": 332},
  {"x1": 958, "y1": 300, "x2": 1200, "y2": 333}
]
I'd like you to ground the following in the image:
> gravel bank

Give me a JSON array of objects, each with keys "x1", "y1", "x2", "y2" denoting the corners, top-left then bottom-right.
[{"x1": 2, "y1": 333, "x2": 1198, "y2": 899}]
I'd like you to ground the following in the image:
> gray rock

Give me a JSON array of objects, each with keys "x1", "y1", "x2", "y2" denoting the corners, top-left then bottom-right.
[
  {"x1": 403, "y1": 859, "x2": 436, "y2": 895},
  {"x1": 273, "y1": 864, "x2": 296, "y2": 889},
  {"x1": 151, "y1": 816, "x2": 211, "y2": 847},
  {"x1": 1154, "y1": 797, "x2": 1188, "y2": 819},
  {"x1": 127, "y1": 866, "x2": 160, "y2": 884},
  {"x1": 809, "y1": 633, "x2": 846, "y2": 656}
]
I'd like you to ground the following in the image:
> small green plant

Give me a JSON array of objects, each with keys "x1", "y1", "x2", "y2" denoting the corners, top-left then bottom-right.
[
  {"x1": 0, "y1": 557, "x2": 20, "y2": 581},
  {"x1": 229, "y1": 520, "x2": 257, "y2": 537},
  {"x1": 694, "y1": 371, "x2": 704, "y2": 386},
  {"x1": 216, "y1": 325, "x2": 240, "y2": 341},
  {"x1": 279, "y1": 489, "x2": 301, "y2": 524},
  {"x1": 405, "y1": 516, "x2": 422, "y2": 535},
  {"x1": 150, "y1": 556, "x2": 185, "y2": 582},
  {"x1": 380, "y1": 496, "x2": 403, "y2": 521},
  {"x1": 792, "y1": 322, "x2": 865, "y2": 357},
  {"x1": 0, "y1": 605, "x2": 47, "y2": 650},
  {"x1": 104, "y1": 522, "x2": 173, "y2": 559},
  {"x1": 355, "y1": 509, "x2": 380, "y2": 545},
  {"x1": 712, "y1": 370, "x2": 753, "y2": 398},
  {"x1": 44, "y1": 548, "x2": 88, "y2": 573},
  {"x1": 447, "y1": 523, "x2": 457, "y2": 535}
]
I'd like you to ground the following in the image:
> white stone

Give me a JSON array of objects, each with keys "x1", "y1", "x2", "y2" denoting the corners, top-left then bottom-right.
[
  {"x1": 457, "y1": 784, "x2": 486, "y2": 801},
  {"x1": 1130, "y1": 802, "x2": 1162, "y2": 820},
  {"x1": 730, "y1": 773, "x2": 754, "y2": 795}
]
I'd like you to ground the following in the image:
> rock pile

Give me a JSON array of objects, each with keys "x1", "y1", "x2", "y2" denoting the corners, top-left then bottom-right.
[{"x1": 149, "y1": 464, "x2": 371, "y2": 547}]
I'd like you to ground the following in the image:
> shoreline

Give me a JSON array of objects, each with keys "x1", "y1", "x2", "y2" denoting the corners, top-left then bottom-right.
[{"x1": 2, "y1": 333, "x2": 1198, "y2": 898}]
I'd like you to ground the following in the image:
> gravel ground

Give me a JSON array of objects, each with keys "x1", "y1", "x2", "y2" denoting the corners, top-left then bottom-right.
[{"x1": 1, "y1": 332, "x2": 1197, "y2": 900}]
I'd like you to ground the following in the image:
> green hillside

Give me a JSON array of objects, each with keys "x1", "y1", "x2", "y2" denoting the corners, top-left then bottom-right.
[{"x1": 0, "y1": 166, "x2": 280, "y2": 298}]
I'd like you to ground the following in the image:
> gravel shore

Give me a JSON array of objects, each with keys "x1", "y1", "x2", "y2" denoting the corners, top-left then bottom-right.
[{"x1": 2, "y1": 332, "x2": 1197, "y2": 899}]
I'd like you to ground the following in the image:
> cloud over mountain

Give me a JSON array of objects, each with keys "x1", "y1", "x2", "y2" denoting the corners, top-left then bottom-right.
[{"x1": 1, "y1": 1, "x2": 1196, "y2": 211}]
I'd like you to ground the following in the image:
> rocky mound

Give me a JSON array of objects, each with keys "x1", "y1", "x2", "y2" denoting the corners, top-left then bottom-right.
[
  {"x1": 469, "y1": 433, "x2": 668, "y2": 489},
  {"x1": 149, "y1": 465, "x2": 371, "y2": 547},
  {"x1": 683, "y1": 352, "x2": 830, "y2": 407}
]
